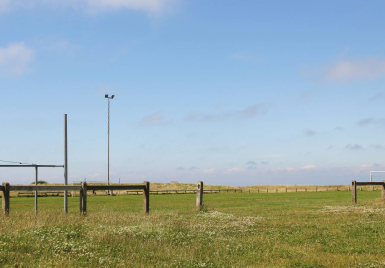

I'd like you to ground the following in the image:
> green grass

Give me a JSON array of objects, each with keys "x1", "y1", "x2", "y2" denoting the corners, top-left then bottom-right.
[{"x1": 1, "y1": 191, "x2": 385, "y2": 267}]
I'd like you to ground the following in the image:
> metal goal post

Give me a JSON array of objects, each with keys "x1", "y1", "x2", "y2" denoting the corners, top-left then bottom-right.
[{"x1": 370, "y1": 171, "x2": 385, "y2": 191}]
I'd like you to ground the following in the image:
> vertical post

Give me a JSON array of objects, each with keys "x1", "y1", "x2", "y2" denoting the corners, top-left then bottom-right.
[
  {"x1": 370, "y1": 172, "x2": 373, "y2": 191},
  {"x1": 382, "y1": 181, "x2": 385, "y2": 200},
  {"x1": 352, "y1": 180, "x2": 357, "y2": 205},
  {"x1": 196, "y1": 181, "x2": 203, "y2": 209},
  {"x1": 81, "y1": 182, "x2": 87, "y2": 214},
  {"x1": 2, "y1": 182, "x2": 10, "y2": 215},
  {"x1": 285, "y1": 188, "x2": 287, "y2": 193},
  {"x1": 143, "y1": 181, "x2": 150, "y2": 213},
  {"x1": 316, "y1": 187, "x2": 317, "y2": 192},
  {"x1": 79, "y1": 185, "x2": 83, "y2": 213},
  {"x1": 35, "y1": 166, "x2": 38, "y2": 214},
  {"x1": 64, "y1": 114, "x2": 68, "y2": 214}
]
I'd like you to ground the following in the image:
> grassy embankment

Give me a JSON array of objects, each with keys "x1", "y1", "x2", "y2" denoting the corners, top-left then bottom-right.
[{"x1": 1, "y1": 190, "x2": 385, "y2": 267}]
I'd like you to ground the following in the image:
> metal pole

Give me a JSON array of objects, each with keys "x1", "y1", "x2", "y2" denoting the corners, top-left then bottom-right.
[
  {"x1": 35, "y1": 165, "x2": 38, "y2": 214},
  {"x1": 108, "y1": 98, "x2": 110, "y2": 194},
  {"x1": 64, "y1": 114, "x2": 68, "y2": 214},
  {"x1": 370, "y1": 171, "x2": 373, "y2": 191}
]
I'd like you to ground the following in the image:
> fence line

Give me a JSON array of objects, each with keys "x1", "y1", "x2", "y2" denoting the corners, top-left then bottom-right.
[{"x1": 1, "y1": 181, "x2": 150, "y2": 215}]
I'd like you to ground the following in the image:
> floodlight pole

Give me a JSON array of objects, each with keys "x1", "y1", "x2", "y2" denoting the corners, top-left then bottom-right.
[{"x1": 105, "y1": 94, "x2": 115, "y2": 196}]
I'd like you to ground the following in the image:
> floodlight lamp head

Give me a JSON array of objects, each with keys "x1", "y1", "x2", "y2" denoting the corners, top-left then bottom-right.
[
  {"x1": 111, "y1": 95, "x2": 115, "y2": 99},
  {"x1": 105, "y1": 94, "x2": 108, "y2": 98}
]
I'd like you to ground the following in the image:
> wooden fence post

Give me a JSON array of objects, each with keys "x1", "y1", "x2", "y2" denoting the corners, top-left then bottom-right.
[
  {"x1": 352, "y1": 180, "x2": 357, "y2": 205},
  {"x1": 2, "y1": 182, "x2": 10, "y2": 215},
  {"x1": 382, "y1": 181, "x2": 385, "y2": 200},
  {"x1": 81, "y1": 182, "x2": 87, "y2": 214},
  {"x1": 196, "y1": 181, "x2": 203, "y2": 209},
  {"x1": 143, "y1": 181, "x2": 150, "y2": 214},
  {"x1": 285, "y1": 188, "x2": 287, "y2": 193},
  {"x1": 79, "y1": 182, "x2": 84, "y2": 214}
]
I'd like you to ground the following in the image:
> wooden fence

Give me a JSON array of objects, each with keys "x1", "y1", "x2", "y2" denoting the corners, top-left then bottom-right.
[
  {"x1": 121, "y1": 186, "x2": 355, "y2": 195},
  {"x1": 1, "y1": 181, "x2": 150, "y2": 215},
  {"x1": 351, "y1": 180, "x2": 385, "y2": 204}
]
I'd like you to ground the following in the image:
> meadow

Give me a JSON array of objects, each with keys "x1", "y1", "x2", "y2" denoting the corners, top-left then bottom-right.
[{"x1": 1, "y1": 189, "x2": 385, "y2": 267}]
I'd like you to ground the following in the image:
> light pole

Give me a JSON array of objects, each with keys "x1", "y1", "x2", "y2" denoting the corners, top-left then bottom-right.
[{"x1": 105, "y1": 94, "x2": 115, "y2": 196}]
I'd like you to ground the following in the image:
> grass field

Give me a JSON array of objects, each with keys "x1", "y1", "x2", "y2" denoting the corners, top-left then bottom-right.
[{"x1": 1, "y1": 190, "x2": 385, "y2": 267}]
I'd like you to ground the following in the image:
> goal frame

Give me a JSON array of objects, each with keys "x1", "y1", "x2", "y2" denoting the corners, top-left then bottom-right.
[{"x1": 370, "y1": 171, "x2": 385, "y2": 190}]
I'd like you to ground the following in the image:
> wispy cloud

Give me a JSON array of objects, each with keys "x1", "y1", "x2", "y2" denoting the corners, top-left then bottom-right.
[
  {"x1": 304, "y1": 130, "x2": 316, "y2": 137},
  {"x1": 185, "y1": 104, "x2": 265, "y2": 123},
  {"x1": 301, "y1": 165, "x2": 316, "y2": 170},
  {"x1": 227, "y1": 167, "x2": 245, "y2": 173},
  {"x1": 0, "y1": 42, "x2": 34, "y2": 75},
  {"x1": 370, "y1": 144, "x2": 384, "y2": 150},
  {"x1": 369, "y1": 92, "x2": 385, "y2": 101},
  {"x1": 260, "y1": 161, "x2": 269, "y2": 165},
  {"x1": 230, "y1": 51, "x2": 257, "y2": 61},
  {"x1": 0, "y1": 0, "x2": 179, "y2": 15},
  {"x1": 325, "y1": 57, "x2": 385, "y2": 81},
  {"x1": 345, "y1": 144, "x2": 363, "y2": 151},
  {"x1": 203, "y1": 168, "x2": 215, "y2": 174},
  {"x1": 358, "y1": 117, "x2": 385, "y2": 127},
  {"x1": 37, "y1": 36, "x2": 80, "y2": 55},
  {"x1": 246, "y1": 161, "x2": 257, "y2": 166},
  {"x1": 333, "y1": 127, "x2": 344, "y2": 132},
  {"x1": 139, "y1": 112, "x2": 170, "y2": 126},
  {"x1": 189, "y1": 166, "x2": 199, "y2": 170},
  {"x1": 260, "y1": 154, "x2": 287, "y2": 158},
  {"x1": 176, "y1": 167, "x2": 185, "y2": 171}
]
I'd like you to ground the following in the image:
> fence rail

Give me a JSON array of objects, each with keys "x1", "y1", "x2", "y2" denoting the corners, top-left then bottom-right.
[
  {"x1": 1, "y1": 182, "x2": 150, "y2": 215},
  {"x1": 351, "y1": 180, "x2": 385, "y2": 204}
]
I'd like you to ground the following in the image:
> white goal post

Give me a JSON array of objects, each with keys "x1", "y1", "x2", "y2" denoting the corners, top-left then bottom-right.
[{"x1": 370, "y1": 171, "x2": 385, "y2": 191}]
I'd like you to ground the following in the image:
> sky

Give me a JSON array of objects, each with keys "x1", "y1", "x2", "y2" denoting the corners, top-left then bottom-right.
[{"x1": 0, "y1": 0, "x2": 384, "y2": 186}]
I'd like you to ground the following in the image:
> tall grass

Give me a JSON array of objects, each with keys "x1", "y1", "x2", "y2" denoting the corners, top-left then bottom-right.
[{"x1": 0, "y1": 191, "x2": 385, "y2": 267}]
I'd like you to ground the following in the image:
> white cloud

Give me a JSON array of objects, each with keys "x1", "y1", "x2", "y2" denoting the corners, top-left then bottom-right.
[
  {"x1": 186, "y1": 104, "x2": 266, "y2": 123},
  {"x1": 203, "y1": 168, "x2": 215, "y2": 174},
  {"x1": 301, "y1": 165, "x2": 316, "y2": 170},
  {"x1": 86, "y1": 0, "x2": 176, "y2": 13},
  {"x1": 0, "y1": 0, "x2": 178, "y2": 14},
  {"x1": 325, "y1": 57, "x2": 385, "y2": 81},
  {"x1": 38, "y1": 36, "x2": 80, "y2": 55},
  {"x1": 0, "y1": 43, "x2": 34, "y2": 75},
  {"x1": 0, "y1": 0, "x2": 10, "y2": 12},
  {"x1": 139, "y1": 112, "x2": 170, "y2": 126},
  {"x1": 227, "y1": 167, "x2": 245, "y2": 173}
]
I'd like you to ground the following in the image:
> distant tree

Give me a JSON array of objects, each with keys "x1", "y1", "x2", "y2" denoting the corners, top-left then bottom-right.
[{"x1": 31, "y1": 180, "x2": 48, "y2": 184}]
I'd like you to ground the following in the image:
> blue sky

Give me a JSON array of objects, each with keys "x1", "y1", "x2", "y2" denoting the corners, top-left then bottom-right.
[{"x1": 0, "y1": 0, "x2": 384, "y2": 186}]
